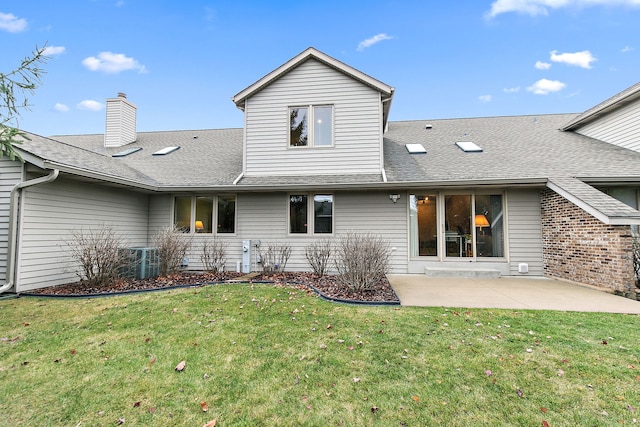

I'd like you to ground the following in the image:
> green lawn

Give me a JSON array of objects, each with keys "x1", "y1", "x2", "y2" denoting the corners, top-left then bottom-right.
[{"x1": 1, "y1": 283, "x2": 639, "y2": 426}]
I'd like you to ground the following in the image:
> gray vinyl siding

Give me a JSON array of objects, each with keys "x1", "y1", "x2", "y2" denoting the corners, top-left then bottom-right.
[
  {"x1": 181, "y1": 191, "x2": 407, "y2": 273},
  {"x1": 15, "y1": 178, "x2": 149, "y2": 292},
  {"x1": 0, "y1": 158, "x2": 23, "y2": 282},
  {"x1": 334, "y1": 191, "x2": 408, "y2": 273},
  {"x1": 244, "y1": 59, "x2": 383, "y2": 176},
  {"x1": 574, "y1": 101, "x2": 640, "y2": 153},
  {"x1": 148, "y1": 194, "x2": 172, "y2": 240},
  {"x1": 507, "y1": 188, "x2": 544, "y2": 275}
]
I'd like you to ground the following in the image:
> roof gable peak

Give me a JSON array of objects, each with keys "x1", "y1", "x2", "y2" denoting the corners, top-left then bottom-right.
[{"x1": 231, "y1": 47, "x2": 394, "y2": 109}]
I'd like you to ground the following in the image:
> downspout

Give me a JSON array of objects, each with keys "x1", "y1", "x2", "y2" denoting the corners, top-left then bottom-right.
[{"x1": 0, "y1": 169, "x2": 60, "y2": 294}]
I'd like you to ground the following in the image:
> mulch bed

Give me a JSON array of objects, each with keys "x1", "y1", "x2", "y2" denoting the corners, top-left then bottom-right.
[{"x1": 24, "y1": 271, "x2": 400, "y2": 304}]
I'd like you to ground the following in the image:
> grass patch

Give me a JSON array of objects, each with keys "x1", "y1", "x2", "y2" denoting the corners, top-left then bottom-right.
[{"x1": 1, "y1": 283, "x2": 639, "y2": 426}]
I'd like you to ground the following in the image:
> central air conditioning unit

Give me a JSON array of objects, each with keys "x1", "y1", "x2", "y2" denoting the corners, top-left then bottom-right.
[{"x1": 119, "y1": 247, "x2": 161, "y2": 279}]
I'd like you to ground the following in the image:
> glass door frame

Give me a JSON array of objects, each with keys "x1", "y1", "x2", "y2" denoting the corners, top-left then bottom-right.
[{"x1": 409, "y1": 191, "x2": 507, "y2": 261}]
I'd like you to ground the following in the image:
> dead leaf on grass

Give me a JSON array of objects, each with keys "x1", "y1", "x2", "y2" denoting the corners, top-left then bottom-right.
[
  {"x1": 203, "y1": 420, "x2": 217, "y2": 427},
  {"x1": 542, "y1": 421, "x2": 550, "y2": 427},
  {"x1": 412, "y1": 396, "x2": 420, "y2": 402},
  {"x1": 133, "y1": 401, "x2": 141, "y2": 408},
  {"x1": 175, "y1": 360, "x2": 186, "y2": 371},
  {"x1": 200, "y1": 401, "x2": 208, "y2": 412}
]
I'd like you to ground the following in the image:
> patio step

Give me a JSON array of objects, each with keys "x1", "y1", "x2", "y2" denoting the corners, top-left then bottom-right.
[{"x1": 424, "y1": 267, "x2": 501, "y2": 279}]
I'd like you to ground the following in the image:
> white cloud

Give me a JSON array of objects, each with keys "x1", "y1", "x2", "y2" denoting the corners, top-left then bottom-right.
[
  {"x1": 486, "y1": 0, "x2": 640, "y2": 18},
  {"x1": 550, "y1": 50, "x2": 596, "y2": 69},
  {"x1": 527, "y1": 79, "x2": 566, "y2": 95},
  {"x1": 44, "y1": 45, "x2": 66, "y2": 56},
  {"x1": 357, "y1": 33, "x2": 394, "y2": 51},
  {"x1": 478, "y1": 95, "x2": 492, "y2": 103},
  {"x1": 503, "y1": 86, "x2": 521, "y2": 93},
  {"x1": 53, "y1": 103, "x2": 69, "y2": 112},
  {"x1": 0, "y1": 12, "x2": 27, "y2": 33},
  {"x1": 77, "y1": 100, "x2": 104, "y2": 111},
  {"x1": 82, "y1": 51, "x2": 148, "y2": 74},
  {"x1": 535, "y1": 61, "x2": 551, "y2": 70},
  {"x1": 622, "y1": 45, "x2": 634, "y2": 53}
]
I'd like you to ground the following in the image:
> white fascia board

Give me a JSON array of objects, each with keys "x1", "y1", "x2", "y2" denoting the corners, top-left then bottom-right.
[
  {"x1": 42, "y1": 161, "x2": 158, "y2": 192},
  {"x1": 14, "y1": 149, "x2": 45, "y2": 168}
]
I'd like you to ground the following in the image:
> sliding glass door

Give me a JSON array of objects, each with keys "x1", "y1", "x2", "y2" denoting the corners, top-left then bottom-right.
[{"x1": 410, "y1": 192, "x2": 505, "y2": 259}]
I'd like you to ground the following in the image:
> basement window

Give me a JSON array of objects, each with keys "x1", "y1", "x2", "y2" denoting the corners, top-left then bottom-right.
[
  {"x1": 405, "y1": 143, "x2": 427, "y2": 154},
  {"x1": 455, "y1": 141, "x2": 483, "y2": 152},
  {"x1": 153, "y1": 146, "x2": 180, "y2": 156},
  {"x1": 112, "y1": 147, "x2": 142, "y2": 157}
]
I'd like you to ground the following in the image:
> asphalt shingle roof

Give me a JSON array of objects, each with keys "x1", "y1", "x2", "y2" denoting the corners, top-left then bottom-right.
[
  {"x1": 15, "y1": 113, "x2": 640, "y2": 223},
  {"x1": 383, "y1": 114, "x2": 640, "y2": 184},
  {"x1": 548, "y1": 176, "x2": 640, "y2": 221},
  {"x1": 49, "y1": 128, "x2": 243, "y2": 188}
]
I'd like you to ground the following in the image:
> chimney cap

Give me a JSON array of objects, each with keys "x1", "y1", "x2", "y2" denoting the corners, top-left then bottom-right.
[{"x1": 117, "y1": 92, "x2": 127, "y2": 99}]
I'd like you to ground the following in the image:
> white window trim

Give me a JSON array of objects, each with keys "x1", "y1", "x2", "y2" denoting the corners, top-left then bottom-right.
[
  {"x1": 173, "y1": 194, "x2": 237, "y2": 235},
  {"x1": 288, "y1": 105, "x2": 334, "y2": 148},
  {"x1": 287, "y1": 193, "x2": 334, "y2": 236}
]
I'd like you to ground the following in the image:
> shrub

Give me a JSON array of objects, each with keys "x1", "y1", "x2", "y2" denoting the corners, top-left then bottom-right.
[
  {"x1": 67, "y1": 225, "x2": 128, "y2": 286},
  {"x1": 258, "y1": 242, "x2": 292, "y2": 273},
  {"x1": 153, "y1": 226, "x2": 191, "y2": 276},
  {"x1": 200, "y1": 238, "x2": 227, "y2": 272},
  {"x1": 334, "y1": 232, "x2": 390, "y2": 292},
  {"x1": 305, "y1": 239, "x2": 332, "y2": 275}
]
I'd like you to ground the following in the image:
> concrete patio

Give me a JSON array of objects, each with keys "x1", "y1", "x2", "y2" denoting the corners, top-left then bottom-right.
[{"x1": 388, "y1": 275, "x2": 640, "y2": 314}]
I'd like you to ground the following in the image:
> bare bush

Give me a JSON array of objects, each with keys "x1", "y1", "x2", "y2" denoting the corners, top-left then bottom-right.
[
  {"x1": 153, "y1": 226, "x2": 192, "y2": 276},
  {"x1": 334, "y1": 232, "x2": 390, "y2": 292},
  {"x1": 258, "y1": 242, "x2": 292, "y2": 273},
  {"x1": 200, "y1": 238, "x2": 227, "y2": 272},
  {"x1": 67, "y1": 225, "x2": 128, "y2": 286},
  {"x1": 305, "y1": 239, "x2": 333, "y2": 275}
]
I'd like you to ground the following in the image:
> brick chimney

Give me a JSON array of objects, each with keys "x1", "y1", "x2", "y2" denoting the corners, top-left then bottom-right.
[{"x1": 104, "y1": 92, "x2": 137, "y2": 148}]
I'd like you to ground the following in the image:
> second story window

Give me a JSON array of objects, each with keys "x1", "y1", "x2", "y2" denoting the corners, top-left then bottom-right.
[{"x1": 289, "y1": 105, "x2": 333, "y2": 147}]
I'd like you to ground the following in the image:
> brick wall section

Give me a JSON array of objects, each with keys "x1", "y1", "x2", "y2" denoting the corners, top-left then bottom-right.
[{"x1": 541, "y1": 188, "x2": 635, "y2": 292}]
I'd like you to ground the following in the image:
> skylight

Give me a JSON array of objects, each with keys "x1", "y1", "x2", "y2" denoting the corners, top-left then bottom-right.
[
  {"x1": 112, "y1": 147, "x2": 142, "y2": 157},
  {"x1": 152, "y1": 146, "x2": 180, "y2": 156},
  {"x1": 455, "y1": 141, "x2": 483, "y2": 153},
  {"x1": 405, "y1": 143, "x2": 427, "y2": 154}
]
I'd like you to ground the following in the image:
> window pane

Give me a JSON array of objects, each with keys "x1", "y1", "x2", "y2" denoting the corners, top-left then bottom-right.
[
  {"x1": 195, "y1": 196, "x2": 214, "y2": 233},
  {"x1": 174, "y1": 196, "x2": 192, "y2": 233},
  {"x1": 217, "y1": 195, "x2": 236, "y2": 233},
  {"x1": 289, "y1": 195, "x2": 308, "y2": 233},
  {"x1": 289, "y1": 107, "x2": 308, "y2": 147},
  {"x1": 410, "y1": 195, "x2": 438, "y2": 256},
  {"x1": 313, "y1": 106, "x2": 332, "y2": 146},
  {"x1": 445, "y1": 195, "x2": 472, "y2": 257},
  {"x1": 314, "y1": 194, "x2": 333, "y2": 233},
  {"x1": 475, "y1": 195, "x2": 504, "y2": 257}
]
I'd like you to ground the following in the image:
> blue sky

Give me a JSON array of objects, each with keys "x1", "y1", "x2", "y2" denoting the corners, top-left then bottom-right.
[{"x1": 1, "y1": 0, "x2": 639, "y2": 136}]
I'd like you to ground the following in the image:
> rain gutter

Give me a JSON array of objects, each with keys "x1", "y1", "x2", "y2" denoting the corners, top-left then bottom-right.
[{"x1": 0, "y1": 169, "x2": 60, "y2": 294}]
